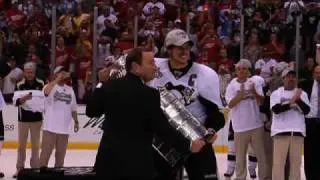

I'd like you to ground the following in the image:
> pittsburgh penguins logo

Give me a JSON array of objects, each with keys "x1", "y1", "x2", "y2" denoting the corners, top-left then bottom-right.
[
  {"x1": 155, "y1": 67, "x2": 163, "y2": 78},
  {"x1": 164, "y1": 82, "x2": 196, "y2": 105}
]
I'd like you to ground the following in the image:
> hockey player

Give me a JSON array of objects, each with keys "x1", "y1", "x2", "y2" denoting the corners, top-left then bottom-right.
[{"x1": 149, "y1": 29, "x2": 225, "y2": 180}]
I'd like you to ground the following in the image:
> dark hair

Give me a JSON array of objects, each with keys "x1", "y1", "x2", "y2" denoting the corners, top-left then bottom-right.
[
  {"x1": 312, "y1": 65, "x2": 320, "y2": 73},
  {"x1": 125, "y1": 48, "x2": 151, "y2": 72}
]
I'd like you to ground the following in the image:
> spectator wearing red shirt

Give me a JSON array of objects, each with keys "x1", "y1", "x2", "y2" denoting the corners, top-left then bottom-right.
[
  {"x1": 6, "y1": 2, "x2": 26, "y2": 31},
  {"x1": 116, "y1": 23, "x2": 134, "y2": 52},
  {"x1": 145, "y1": 6, "x2": 165, "y2": 39},
  {"x1": 197, "y1": 50, "x2": 209, "y2": 66},
  {"x1": 26, "y1": 6, "x2": 49, "y2": 33},
  {"x1": 264, "y1": 32, "x2": 285, "y2": 62},
  {"x1": 56, "y1": 36, "x2": 71, "y2": 71},
  {"x1": 199, "y1": 24, "x2": 221, "y2": 64},
  {"x1": 216, "y1": 48, "x2": 233, "y2": 72},
  {"x1": 114, "y1": 0, "x2": 129, "y2": 22},
  {"x1": 75, "y1": 32, "x2": 92, "y2": 101},
  {"x1": 75, "y1": 34, "x2": 92, "y2": 81},
  {"x1": 26, "y1": 44, "x2": 40, "y2": 64}
]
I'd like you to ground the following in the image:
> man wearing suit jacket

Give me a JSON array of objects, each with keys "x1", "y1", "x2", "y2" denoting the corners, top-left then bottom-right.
[
  {"x1": 86, "y1": 48, "x2": 205, "y2": 179},
  {"x1": 0, "y1": 59, "x2": 11, "y2": 78},
  {"x1": 299, "y1": 65, "x2": 320, "y2": 180}
]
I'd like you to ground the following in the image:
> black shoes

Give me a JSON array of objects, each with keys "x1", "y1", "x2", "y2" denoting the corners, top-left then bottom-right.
[
  {"x1": 249, "y1": 168, "x2": 257, "y2": 179},
  {"x1": 223, "y1": 168, "x2": 234, "y2": 178},
  {"x1": 0, "y1": 172, "x2": 4, "y2": 178},
  {"x1": 224, "y1": 168, "x2": 257, "y2": 179}
]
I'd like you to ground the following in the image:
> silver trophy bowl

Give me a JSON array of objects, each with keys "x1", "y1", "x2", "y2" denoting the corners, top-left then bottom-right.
[{"x1": 153, "y1": 87, "x2": 213, "y2": 167}]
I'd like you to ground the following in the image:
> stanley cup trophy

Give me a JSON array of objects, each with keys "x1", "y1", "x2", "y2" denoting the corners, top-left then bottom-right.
[
  {"x1": 109, "y1": 56, "x2": 214, "y2": 168},
  {"x1": 153, "y1": 87, "x2": 214, "y2": 168}
]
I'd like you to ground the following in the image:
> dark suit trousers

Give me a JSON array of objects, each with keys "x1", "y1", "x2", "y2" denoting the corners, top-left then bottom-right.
[
  {"x1": 304, "y1": 118, "x2": 320, "y2": 180},
  {"x1": 153, "y1": 144, "x2": 218, "y2": 180},
  {"x1": 184, "y1": 144, "x2": 218, "y2": 180}
]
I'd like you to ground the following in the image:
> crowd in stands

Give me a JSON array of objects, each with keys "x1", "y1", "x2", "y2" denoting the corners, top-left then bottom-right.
[
  {"x1": 0, "y1": 0, "x2": 319, "y2": 179},
  {"x1": 0, "y1": 0, "x2": 319, "y2": 103}
]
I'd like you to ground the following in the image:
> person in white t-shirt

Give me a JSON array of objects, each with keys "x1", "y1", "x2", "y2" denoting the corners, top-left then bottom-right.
[
  {"x1": 97, "y1": 6, "x2": 117, "y2": 34},
  {"x1": 270, "y1": 69, "x2": 310, "y2": 180},
  {"x1": 225, "y1": 59, "x2": 271, "y2": 180},
  {"x1": 39, "y1": 66, "x2": 79, "y2": 168},
  {"x1": 224, "y1": 75, "x2": 266, "y2": 179},
  {"x1": 254, "y1": 49, "x2": 278, "y2": 84},
  {"x1": 2, "y1": 57, "x2": 23, "y2": 102},
  {"x1": 143, "y1": 0, "x2": 166, "y2": 16}
]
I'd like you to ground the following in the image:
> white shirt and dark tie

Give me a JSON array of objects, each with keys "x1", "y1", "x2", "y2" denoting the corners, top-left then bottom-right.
[{"x1": 307, "y1": 80, "x2": 320, "y2": 121}]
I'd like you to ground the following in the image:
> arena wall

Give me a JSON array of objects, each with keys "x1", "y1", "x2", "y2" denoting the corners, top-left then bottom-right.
[{"x1": 2, "y1": 105, "x2": 230, "y2": 153}]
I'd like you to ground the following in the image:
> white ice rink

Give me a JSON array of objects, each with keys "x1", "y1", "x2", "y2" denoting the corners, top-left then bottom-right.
[{"x1": 0, "y1": 150, "x2": 306, "y2": 180}]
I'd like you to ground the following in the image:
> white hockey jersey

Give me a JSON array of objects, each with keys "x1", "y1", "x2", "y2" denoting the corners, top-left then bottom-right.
[
  {"x1": 0, "y1": 90, "x2": 5, "y2": 111},
  {"x1": 149, "y1": 58, "x2": 222, "y2": 124}
]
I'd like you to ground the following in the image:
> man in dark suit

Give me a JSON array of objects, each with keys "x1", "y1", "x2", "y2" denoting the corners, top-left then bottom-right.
[
  {"x1": 0, "y1": 59, "x2": 11, "y2": 78},
  {"x1": 86, "y1": 48, "x2": 206, "y2": 179},
  {"x1": 299, "y1": 65, "x2": 320, "y2": 180}
]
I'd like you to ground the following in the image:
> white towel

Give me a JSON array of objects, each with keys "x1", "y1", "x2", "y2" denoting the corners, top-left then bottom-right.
[{"x1": 13, "y1": 90, "x2": 45, "y2": 113}]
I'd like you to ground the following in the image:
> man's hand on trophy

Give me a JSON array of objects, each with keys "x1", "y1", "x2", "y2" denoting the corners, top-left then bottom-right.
[
  {"x1": 98, "y1": 67, "x2": 111, "y2": 83},
  {"x1": 207, "y1": 134, "x2": 218, "y2": 144},
  {"x1": 190, "y1": 139, "x2": 206, "y2": 153},
  {"x1": 207, "y1": 128, "x2": 218, "y2": 144}
]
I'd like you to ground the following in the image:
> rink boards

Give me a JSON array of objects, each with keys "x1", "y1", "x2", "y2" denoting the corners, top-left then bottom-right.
[{"x1": 2, "y1": 105, "x2": 230, "y2": 153}]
